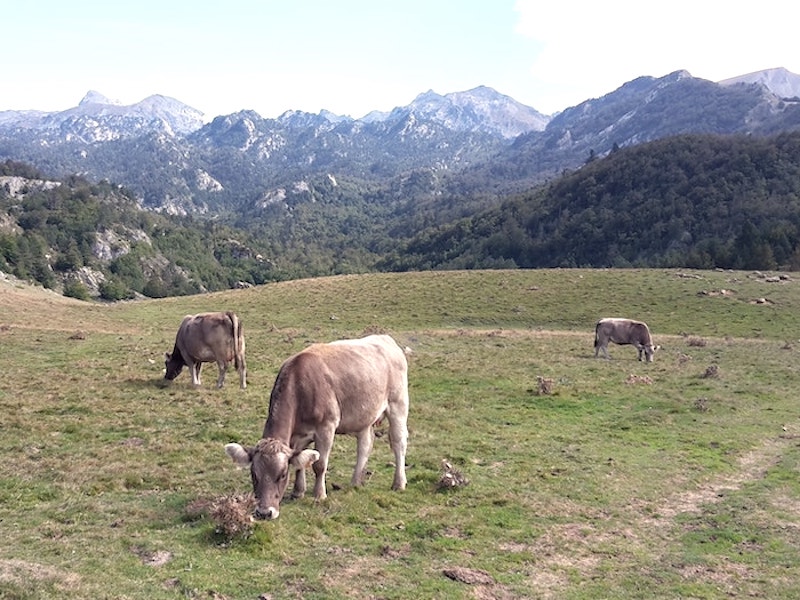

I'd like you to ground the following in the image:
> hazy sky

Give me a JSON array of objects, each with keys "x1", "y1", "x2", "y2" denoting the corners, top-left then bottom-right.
[{"x1": 3, "y1": 0, "x2": 798, "y2": 120}]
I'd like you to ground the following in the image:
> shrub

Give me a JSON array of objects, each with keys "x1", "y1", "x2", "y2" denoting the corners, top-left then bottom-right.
[
  {"x1": 63, "y1": 279, "x2": 90, "y2": 301},
  {"x1": 99, "y1": 278, "x2": 132, "y2": 301}
]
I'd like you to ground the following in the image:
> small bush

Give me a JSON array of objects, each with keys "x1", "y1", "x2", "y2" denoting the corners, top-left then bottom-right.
[
  {"x1": 99, "y1": 278, "x2": 132, "y2": 301},
  {"x1": 63, "y1": 279, "x2": 90, "y2": 301}
]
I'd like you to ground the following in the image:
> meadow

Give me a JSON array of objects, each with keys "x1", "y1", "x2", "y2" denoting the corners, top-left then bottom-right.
[{"x1": 2, "y1": 268, "x2": 800, "y2": 599}]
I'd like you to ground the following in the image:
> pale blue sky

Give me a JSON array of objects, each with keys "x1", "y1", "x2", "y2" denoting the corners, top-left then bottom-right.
[{"x1": 3, "y1": 0, "x2": 797, "y2": 119}]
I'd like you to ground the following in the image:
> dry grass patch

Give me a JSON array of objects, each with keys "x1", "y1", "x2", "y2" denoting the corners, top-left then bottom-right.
[
  {"x1": 0, "y1": 559, "x2": 81, "y2": 591},
  {"x1": 209, "y1": 493, "x2": 257, "y2": 540}
]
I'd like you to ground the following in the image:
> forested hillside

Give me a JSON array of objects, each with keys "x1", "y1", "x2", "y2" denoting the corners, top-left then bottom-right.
[
  {"x1": 4, "y1": 131, "x2": 800, "y2": 300},
  {"x1": 0, "y1": 162, "x2": 279, "y2": 299},
  {"x1": 380, "y1": 132, "x2": 800, "y2": 271}
]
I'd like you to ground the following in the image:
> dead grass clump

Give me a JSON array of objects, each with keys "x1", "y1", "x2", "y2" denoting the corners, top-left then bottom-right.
[
  {"x1": 67, "y1": 330, "x2": 87, "y2": 340},
  {"x1": 687, "y1": 336, "x2": 707, "y2": 347},
  {"x1": 701, "y1": 365, "x2": 720, "y2": 379},
  {"x1": 209, "y1": 494, "x2": 256, "y2": 539},
  {"x1": 678, "y1": 353, "x2": 692, "y2": 365},
  {"x1": 361, "y1": 324, "x2": 387, "y2": 335},
  {"x1": 438, "y1": 460, "x2": 469, "y2": 490},
  {"x1": 699, "y1": 289, "x2": 735, "y2": 297},
  {"x1": 694, "y1": 397, "x2": 710, "y2": 412},
  {"x1": 443, "y1": 566, "x2": 495, "y2": 585},
  {"x1": 536, "y1": 375, "x2": 554, "y2": 395},
  {"x1": 625, "y1": 374, "x2": 653, "y2": 385},
  {"x1": 0, "y1": 559, "x2": 80, "y2": 590}
]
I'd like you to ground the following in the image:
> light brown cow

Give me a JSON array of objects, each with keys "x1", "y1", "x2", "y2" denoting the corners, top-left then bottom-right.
[
  {"x1": 225, "y1": 334, "x2": 409, "y2": 520},
  {"x1": 594, "y1": 317, "x2": 660, "y2": 362},
  {"x1": 164, "y1": 311, "x2": 246, "y2": 388}
]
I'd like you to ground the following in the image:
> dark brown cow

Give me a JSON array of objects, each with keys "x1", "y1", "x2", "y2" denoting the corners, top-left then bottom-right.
[
  {"x1": 594, "y1": 317, "x2": 660, "y2": 362},
  {"x1": 164, "y1": 311, "x2": 246, "y2": 388},
  {"x1": 225, "y1": 334, "x2": 409, "y2": 520}
]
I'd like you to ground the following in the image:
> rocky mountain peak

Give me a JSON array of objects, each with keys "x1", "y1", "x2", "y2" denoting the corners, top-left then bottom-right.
[
  {"x1": 719, "y1": 67, "x2": 800, "y2": 99},
  {"x1": 79, "y1": 90, "x2": 121, "y2": 106},
  {"x1": 396, "y1": 86, "x2": 549, "y2": 139}
]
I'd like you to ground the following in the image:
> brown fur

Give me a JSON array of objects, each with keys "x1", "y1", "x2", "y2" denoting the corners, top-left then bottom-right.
[
  {"x1": 594, "y1": 317, "x2": 659, "y2": 362},
  {"x1": 164, "y1": 311, "x2": 246, "y2": 388},
  {"x1": 227, "y1": 334, "x2": 409, "y2": 520}
]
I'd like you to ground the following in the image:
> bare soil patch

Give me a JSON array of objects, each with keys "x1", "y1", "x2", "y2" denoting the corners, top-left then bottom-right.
[{"x1": 0, "y1": 558, "x2": 81, "y2": 590}]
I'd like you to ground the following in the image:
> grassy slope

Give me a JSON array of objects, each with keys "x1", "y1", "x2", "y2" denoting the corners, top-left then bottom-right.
[{"x1": 1, "y1": 269, "x2": 800, "y2": 599}]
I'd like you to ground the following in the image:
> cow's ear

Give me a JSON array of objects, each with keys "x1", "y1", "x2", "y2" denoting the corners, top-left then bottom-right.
[
  {"x1": 225, "y1": 443, "x2": 252, "y2": 467},
  {"x1": 290, "y1": 449, "x2": 320, "y2": 470}
]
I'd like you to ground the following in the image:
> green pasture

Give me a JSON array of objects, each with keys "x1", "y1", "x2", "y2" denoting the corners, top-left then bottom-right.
[{"x1": 1, "y1": 269, "x2": 800, "y2": 599}]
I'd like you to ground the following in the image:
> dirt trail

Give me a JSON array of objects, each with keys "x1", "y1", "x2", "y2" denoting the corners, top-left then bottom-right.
[
  {"x1": 652, "y1": 433, "x2": 792, "y2": 521},
  {"x1": 526, "y1": 428, "x2": 797, "y2": 597}
]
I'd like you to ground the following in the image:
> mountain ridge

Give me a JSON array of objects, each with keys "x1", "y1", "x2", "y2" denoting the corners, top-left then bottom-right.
[{"x1": 1, "y1": 68, "x2": 800, "y2": 216}]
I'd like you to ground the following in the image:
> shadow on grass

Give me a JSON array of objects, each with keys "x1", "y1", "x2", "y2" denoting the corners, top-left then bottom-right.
[{"x1": 121, "y1": 377, "x2": 174, "y2": 391}]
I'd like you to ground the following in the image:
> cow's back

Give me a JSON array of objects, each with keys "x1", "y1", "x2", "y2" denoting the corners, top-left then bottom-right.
[
  {"x1": 266, "y1": 334, "x2": 408, "y2": 437},
  {"x1": 596, "y1": 318, "x2": 649, "y2": 343},
  {"x1": 631, "y1": 321, "x2": 652, "y2": 345},
  {"x1": 177, "y1": 312, "x2": 235, "y2": 363}
]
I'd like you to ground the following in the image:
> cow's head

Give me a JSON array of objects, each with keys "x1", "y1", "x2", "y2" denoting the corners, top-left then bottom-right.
[
  {"x1": 163, "y1": 351, "x2": 184, "y2": 380},
  {"x1": 225, "y1": 439, "x2": 319, "y2": 520},
  {"x1": 643, "y1": 344, "x2": 661, "y2": 362}
]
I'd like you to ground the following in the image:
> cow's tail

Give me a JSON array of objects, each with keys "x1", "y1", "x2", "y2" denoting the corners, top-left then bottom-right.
[
  {"x1": 593, "y1": 321, "x2": 601, "y2": 349},
  {"x1": 227, "y1": 311, "x2": 245, "y2": 370}
]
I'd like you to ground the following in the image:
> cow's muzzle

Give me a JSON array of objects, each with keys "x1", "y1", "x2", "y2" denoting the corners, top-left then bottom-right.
[{"x1": 254, "y1": 506, "x2": 279, "y2": 520}]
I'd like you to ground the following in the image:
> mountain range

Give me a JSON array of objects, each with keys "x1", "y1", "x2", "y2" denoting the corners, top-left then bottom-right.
[
  {"x1": 1, "y1": 67, "x2": 799, "y2": 218},
  {"x1": 3, "y1": 67, "x2": 800, "y2": 297}
]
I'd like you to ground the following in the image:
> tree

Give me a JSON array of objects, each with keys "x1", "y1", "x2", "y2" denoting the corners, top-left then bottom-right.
[
  {"x1": 99, "y1": 278, "x2": 132, "y2": 301},
  {"x1": 63, "y1": 279, "x2": 90, "y2": 301}
]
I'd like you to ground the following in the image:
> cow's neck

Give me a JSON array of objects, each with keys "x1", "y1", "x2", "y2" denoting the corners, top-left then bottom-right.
[
  {"x1": 171, "y1": 344, "x2": 186, "y2": 366},
  {"x1": 262, "y1": 401, "x2": 295, "y2": 443}
]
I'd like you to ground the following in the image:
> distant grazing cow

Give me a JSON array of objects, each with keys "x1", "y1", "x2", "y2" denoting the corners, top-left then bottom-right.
[
  {"x1": 225, "y1": 334, "x2": 409, "y2": 520},
  {"x1": 594, "y1": 318, "x2": 660, "y2": 362},
  {"x1": 164, "y1": 311, "x2": 246, "y2": 388}
]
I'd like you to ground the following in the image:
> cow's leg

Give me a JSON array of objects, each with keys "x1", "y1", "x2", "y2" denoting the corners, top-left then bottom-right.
[
  {"x1": 311, "y1": 425, "x2": 335, "y2": 500},
  {"x1": 288, "y1": 434, "x2": 314, "y2": 499},
  {"x1": 237, "y1": 355, "x2": 247, "y2": 389},
  {"x1": 215, "y1": 360, "x2": 228, "y2": 388},
  {"x1": 352, "y1": 428, "x2": 374, "y2": 486},
  {"x1": 292, "y1": 467, "x2": 307, "y2": 499},
  {"x1": 386, "y1": 403, "x2": 409, "y2": 491},
  {"x1": 596, "y1": 343, "x2": 610, "y2": 359},
  {"x1": 191, "y1": 362, "x2": 202, "y2": 386}
]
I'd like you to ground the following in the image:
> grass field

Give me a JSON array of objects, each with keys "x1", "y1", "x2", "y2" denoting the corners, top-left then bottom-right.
[{"x1": 2, "y1": 268, "x2": 800, "y2": 599}]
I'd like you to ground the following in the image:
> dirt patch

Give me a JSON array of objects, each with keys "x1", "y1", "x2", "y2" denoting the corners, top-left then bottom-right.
[
  {"x1": 0, "y1": 559, "x2": 80, "y2": 590},
  {"x1": 651, "y1": 436, "x2": 787, "y2": 521},
  {"x1": 443, "y1": 566, "x2": 495, "y2": 585},
  {"x1": 515, "y1": 432, "x2": 795, "y2": 597},
  {"x1": 131, "y1": 546, "x2": 173, "y2": 567}
]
